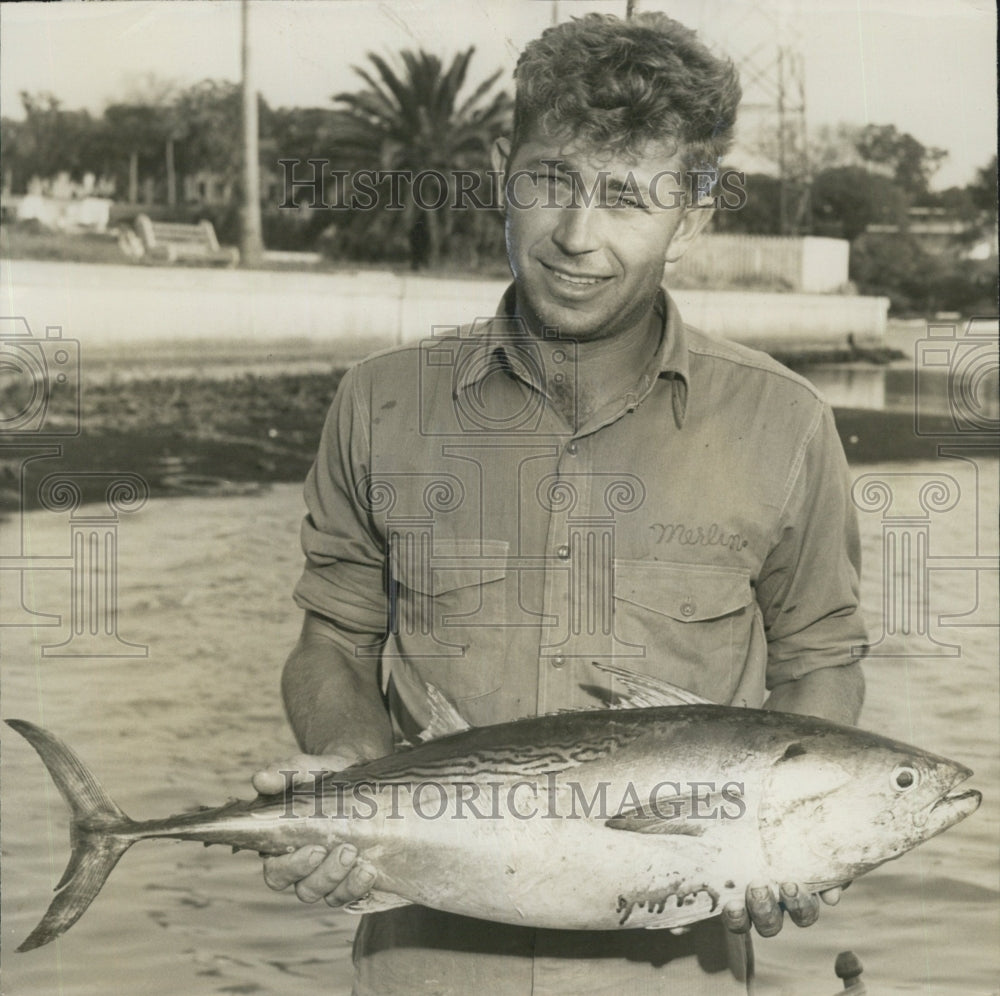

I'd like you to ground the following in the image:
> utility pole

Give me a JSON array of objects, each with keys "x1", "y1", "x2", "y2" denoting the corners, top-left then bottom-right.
[
  {"x1": 240, "y1": 0, "x2": 264, "y2": 267},
  {"x1": 626, "y1": 0, "x2": 638, "y2": 18}
]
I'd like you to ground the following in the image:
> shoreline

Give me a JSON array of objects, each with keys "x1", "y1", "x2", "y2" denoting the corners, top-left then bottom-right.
[{"x1": 1, "y1": 365, "x2": 983, "y2": 515}]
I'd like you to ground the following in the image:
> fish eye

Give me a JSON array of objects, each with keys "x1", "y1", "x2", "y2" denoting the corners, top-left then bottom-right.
[{"x1": 891, "y1": 765, "x2": 919, "y2": 791}]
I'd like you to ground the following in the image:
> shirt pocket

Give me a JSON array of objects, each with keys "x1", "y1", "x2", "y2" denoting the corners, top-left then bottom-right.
[
  {"x1": 612, "y1": 560, "x2": 755, "y2": 700},
  {"x1": 389, "y1": 538, "x2": 508, "y2": 701}
]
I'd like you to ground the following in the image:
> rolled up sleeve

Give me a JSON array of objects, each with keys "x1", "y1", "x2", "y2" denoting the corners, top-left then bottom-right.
[
  {"x1": 757, "y1": 402, "x2": 868, "y2": 688},
  {"x1": 293, "y1": 365, "x2": 389, "y2": 649}
]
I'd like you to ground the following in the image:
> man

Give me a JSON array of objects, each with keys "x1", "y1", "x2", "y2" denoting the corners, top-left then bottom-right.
[{"x1": 253, "y1": 12, "x2": 866, "y2": 994}]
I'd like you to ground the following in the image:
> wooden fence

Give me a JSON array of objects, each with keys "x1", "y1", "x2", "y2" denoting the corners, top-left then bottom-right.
[{"x1": 669, "y1": 235, "x2": 850, "y2": 293}]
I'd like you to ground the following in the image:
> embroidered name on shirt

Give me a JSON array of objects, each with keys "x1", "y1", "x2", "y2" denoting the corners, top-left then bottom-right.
[{"x1": 649, "y1": 522, "x2": 749, "y2": 552}]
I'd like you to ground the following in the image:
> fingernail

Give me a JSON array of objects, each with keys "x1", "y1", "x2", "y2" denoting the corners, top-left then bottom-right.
[
  {"x1": 307, "y1": 848, "x2": 326, "y2": 868},
  {"x1": 782, "y1": 882, "x2": 798, "y2": 897},
  {"x1": 338, "y1": 845, "x2": 358, "y2": 867},
  {"x1": 358, "y1": 868, "x2": 376, "y2": 886},
  {"x1": 751, "y1": 886, "x2": 771, "y2": 900}
]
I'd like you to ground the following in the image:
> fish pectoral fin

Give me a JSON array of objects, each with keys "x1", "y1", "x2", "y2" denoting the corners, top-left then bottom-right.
[
  {"x1": 606, "y1": 780, "x2": 745, "y2": 836},
  {"x1": 605, "y1": 804, "x2": 707, "y2": 836},
  {"x1": 342, "y1": 890, "x2": 414, "y2": 915},
  {"x1": 587, "y1": 662, "x2": 716, "y2": 709},
  {"x1": 604, "y1": 783, "x2": 743, "y2": 836}
]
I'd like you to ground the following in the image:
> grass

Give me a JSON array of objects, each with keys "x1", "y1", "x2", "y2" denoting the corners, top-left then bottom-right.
[{"x1": 2, "y1": 222, "x2": 127, "y2": 265}]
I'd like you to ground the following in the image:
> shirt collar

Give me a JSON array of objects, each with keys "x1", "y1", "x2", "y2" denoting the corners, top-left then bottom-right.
[
  {"x1": 455, "y1": 284, "x2": 690, "y2": 429},
  {"x1": 453, "y1": 284, "x2": 546, "y2": 395},
  {"x1": 657, "y1": 289, "x2": 690, "y2": 429}
]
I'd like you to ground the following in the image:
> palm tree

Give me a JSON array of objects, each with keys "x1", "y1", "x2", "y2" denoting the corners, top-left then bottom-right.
[{"x1": 333, "y1": 48, "x2": 511, "y2": 268}]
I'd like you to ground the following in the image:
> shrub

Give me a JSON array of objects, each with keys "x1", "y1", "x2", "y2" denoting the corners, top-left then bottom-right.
[{"x1": 851, "y1": 232, "x2": 999, "y2": 316}]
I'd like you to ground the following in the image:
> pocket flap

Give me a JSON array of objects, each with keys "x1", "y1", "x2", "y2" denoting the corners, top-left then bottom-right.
[
  {"x1": 614, "y1": 561, "x2": 752, "y2": 622},
  {"x1": 391, "y1": 539, "x2": 508, "y2": 595}
]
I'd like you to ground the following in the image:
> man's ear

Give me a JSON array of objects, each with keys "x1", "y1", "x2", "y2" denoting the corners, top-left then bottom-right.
[
  {"x1": 492, "y1": 137, "x2": 511, "y2": 175},
  {"x1": 492, "y1": 138, "x2": 511, "y2": 208},
  {"x1": 665, "y1": 204, "x2": 714, "y2": 264}
]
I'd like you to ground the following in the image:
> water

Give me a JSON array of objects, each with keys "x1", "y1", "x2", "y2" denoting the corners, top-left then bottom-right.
[
  {"x1": 2, "y1": 464, "x2": 997, "y2": 995},
  {"x1": 807, "y1": 362, "x2": 1000, "y2": 422},
  {"x1": 806, "y1": 318, "x2": 1000, "y2": 421}
]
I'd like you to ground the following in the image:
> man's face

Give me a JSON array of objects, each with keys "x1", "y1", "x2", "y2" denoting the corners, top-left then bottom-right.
[{"x1": 498, "y1": 127, "x2": 710, "y2": 342}]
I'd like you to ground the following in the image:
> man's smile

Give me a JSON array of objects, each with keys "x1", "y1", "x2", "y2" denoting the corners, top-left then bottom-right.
[{"x1": 540, "y1": 260, "x2": 613, "y2": 287}]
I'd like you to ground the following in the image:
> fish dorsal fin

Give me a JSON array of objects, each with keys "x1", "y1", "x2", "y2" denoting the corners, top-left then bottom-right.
[
  {"x1": 589, "y1": 661, "x2": 715, "y2": 709},
  {"x1": 417, "y1": 681, "x2": 472, "y2": 742},
  {"x1": 413, "y1": 665, "x2": 711, "y2": 743}
]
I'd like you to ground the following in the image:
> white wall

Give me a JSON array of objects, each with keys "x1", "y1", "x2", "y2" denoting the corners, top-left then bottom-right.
[{"x1": 1, "y1": 259, "x2": 887, "y2": 356}]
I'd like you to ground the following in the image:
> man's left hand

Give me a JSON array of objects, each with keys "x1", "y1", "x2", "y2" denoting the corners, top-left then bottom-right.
[{"x1": 721, "y1": 881, "x2": 844, "y2": 937}]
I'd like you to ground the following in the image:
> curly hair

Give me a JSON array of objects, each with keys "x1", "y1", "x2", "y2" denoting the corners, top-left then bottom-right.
[{"x1": 512, "y1": 12, "x2": 741, "y2": 170}]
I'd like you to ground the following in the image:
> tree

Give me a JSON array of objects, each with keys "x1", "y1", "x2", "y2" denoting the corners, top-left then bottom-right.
[
  {"x1": 1, "y1": 93, "x2": 106, "y2": 193},
  {"x1": 270, "y1": 107, "x2": 341, "y2": 168},
  {"x1": 120, "y1": 73, "x2": 185, "y2": 206},
  {"x1": 851, "y1": 232, "x2": 998, "y2": 316},
  {"x1": 852, "y1": 124, "x2": 947, "y2": 198},
  {"x1": 104, "y1": 102, "x2": 169, "y2": 203},
  {"x1": 174, "y1": 80, "x2": 244, "y2": 185},
  {"x1": 711, "y1": 172, "x2": 783, "y2": 235},
  {"x1": 810, "y1": 165, "x2": 909, "y2": 241},
  {"x1": 967, "y1": 154, "x2": 998, "y2": 219},
  {"x1": 332, "y1": 47, "x2": 511, "y2": 268},
  {"x1": 809, "y1": 122, "x2": 949, "y2": 200}
]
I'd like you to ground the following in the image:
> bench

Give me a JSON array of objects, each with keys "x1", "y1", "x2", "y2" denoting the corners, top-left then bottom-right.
[{"x1": 123, "y1": 214, "x2": 240, "y2": 266}]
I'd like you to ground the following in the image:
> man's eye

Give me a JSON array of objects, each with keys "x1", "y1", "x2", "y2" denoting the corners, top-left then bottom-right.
[
  {"x1": 612, "y1": 196, "x2": 646, "y2": 210},
  {"x1": 524, "y1": 171, "x2": 566, "y2": 188}
]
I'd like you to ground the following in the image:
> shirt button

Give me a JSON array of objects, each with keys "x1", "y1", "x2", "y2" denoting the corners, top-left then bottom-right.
[
  {"x1": 680, "y1": 601, "x2": 696, "y2": 618},
  {"x1": 556, "y1": 545, "x2": 570, "y2": 560},
  {"x1": 551, "y1": 654, "x2": 565, "y2": 669},
  {"x1": 567, "y1": 441, "x2": 578, "y2": 456}
]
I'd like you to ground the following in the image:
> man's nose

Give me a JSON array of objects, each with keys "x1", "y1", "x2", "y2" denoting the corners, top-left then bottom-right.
[{"x1": 551, "y1": 203, "x2": 600, "y2": 255}]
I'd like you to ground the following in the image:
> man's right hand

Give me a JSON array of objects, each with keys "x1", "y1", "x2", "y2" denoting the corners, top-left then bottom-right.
[{"x1": 252, "y1": 753, "x2": 377, "y2": 907}]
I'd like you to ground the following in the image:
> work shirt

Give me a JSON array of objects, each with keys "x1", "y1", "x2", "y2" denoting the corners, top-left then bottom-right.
[{"x1": 293, "y1": 287, "x2": 866, "y2": 995}]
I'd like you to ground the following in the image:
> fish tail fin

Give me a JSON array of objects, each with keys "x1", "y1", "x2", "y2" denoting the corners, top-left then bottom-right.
[{"x1": 6, "y1": 719, "x2": 138, "y2": 952}]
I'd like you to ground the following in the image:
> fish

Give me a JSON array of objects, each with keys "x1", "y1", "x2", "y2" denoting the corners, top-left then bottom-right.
[{"x1": 5, "y1": 664, "x2": 981, "y2": 952}]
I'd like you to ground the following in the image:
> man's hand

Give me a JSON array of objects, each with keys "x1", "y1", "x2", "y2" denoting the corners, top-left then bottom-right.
[
  {"x1": 252, "y1": 752, "x2": 376, "y2": 907},
  {"x1": 721, "y1": 881, "x2": 845, "y2": 937}
]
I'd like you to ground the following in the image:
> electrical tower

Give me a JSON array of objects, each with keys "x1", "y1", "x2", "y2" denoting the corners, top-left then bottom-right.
[{"x1": 727, "y1": 1, "x2": 811, "y2": 235}]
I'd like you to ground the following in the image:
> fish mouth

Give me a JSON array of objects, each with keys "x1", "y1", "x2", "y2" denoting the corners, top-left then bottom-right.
[
  {"x1": 922, "y1": 766, "x2": 981, "y2": 832},
  {"x1": 931, "y1": 787, "x2": 982, "y2": 819}
]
